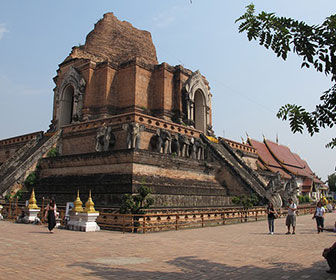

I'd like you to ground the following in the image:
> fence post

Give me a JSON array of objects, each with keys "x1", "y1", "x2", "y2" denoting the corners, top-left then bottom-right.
[
  {"x1": 143, "y1": 215, "x2": 146, "y2": 234},
  {"x1": 175, "y1": 214, "x2": 179, "y2": 230},
  {"x1": 9, "y1": 199, "x2": 12, "y2": 219},
  {"x1": 201, "y1": 214, "x2": 204, "y2": 227},
  {"x1": 255, "y1": 210, "x2": 258, "y2": 221},
  {"x1": 15, "y1": 197, "x2": 18, "y2": 218},
  {"x1": 131, "y1": 215, "x2": 134, "y2": 233},
  {"x1": 122, "y1": 215, "x2": 125, "y2": 234},
  {"x1": 222, "y1": 212, "x2": 225, "y2": 225}
]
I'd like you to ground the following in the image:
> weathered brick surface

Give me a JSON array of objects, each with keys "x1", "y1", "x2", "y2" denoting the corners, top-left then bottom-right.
[
  {"x1": 52, "y1": 13, "x2": 210, "y2": 126},
  {"x1": 0, "y1": 213, "x2": 334, "y2": 279},
  {"x1": 34, "y1": 148, "x2": 246, "y2": 207},
  {"x1": 65, "y1": 12, "x2": 158, "y2": 66}
]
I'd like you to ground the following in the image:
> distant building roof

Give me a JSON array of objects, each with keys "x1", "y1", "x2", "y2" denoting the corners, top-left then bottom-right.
[
  {"x1": 247, "y1": 138, "x2": 291, "y2": 179},
  {"x1": 245, "y1": 137, "x2": 323, "y2": 185},
  {"x1": 264, "y1": 139, "x2": 313, "y2": 178}
]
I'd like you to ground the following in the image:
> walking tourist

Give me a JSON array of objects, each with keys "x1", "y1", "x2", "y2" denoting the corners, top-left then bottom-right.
[
  {"x1": 312, "y1": 201, "x2": 325, "y2": 233},
  {"x1": 266, "y1": 202, "x2": 277, "y2": 234},
  {"x1": 323, "y1": 242, "x2": 336, "y2": 274},
  {"x1": 285, "y1": 198, "x2": 297, "y2": 234},
  {"x1": 44, "y1": 198, "x2": 57, "y2": 233}
]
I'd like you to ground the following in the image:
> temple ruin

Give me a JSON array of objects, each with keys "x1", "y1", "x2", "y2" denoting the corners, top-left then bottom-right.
[{"x1": 0, "y1": 13, "x2": 326, "y2": 208}]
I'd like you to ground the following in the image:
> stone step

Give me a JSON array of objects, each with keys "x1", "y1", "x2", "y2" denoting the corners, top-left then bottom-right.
[{"x1": 0, "y1": 130, "x2": 61, "y2": 196}]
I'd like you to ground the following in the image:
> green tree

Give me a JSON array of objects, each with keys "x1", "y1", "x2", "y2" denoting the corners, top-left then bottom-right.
[
  {"x1": 24, "y1": 171, "x2": 37, "y2": 188},
  {"x1": 231, "y1": 194, "x2": 259, "y2": 209},
  {"x1": 328, "y1": 173, "x2": 336, "y2": 192},
  {"x1": 46, "y1": 147, "x2": 59, "y2": 157},
  {"x1": 119, "y1": 185, "x2": 154, "y2": 214},
  {"x1": 236, "y1": 4, "x2": 336, "y2": 148}
]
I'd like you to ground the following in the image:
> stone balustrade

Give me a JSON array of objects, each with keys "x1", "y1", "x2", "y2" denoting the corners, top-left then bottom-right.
[{"x1": 62, "y1": 112, "x2": 201, "y2": 137}]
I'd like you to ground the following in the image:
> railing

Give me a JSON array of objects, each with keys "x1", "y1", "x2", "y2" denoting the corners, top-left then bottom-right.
[{"x1": 0, "y1": 200, "x2": 316, "y2": 233}]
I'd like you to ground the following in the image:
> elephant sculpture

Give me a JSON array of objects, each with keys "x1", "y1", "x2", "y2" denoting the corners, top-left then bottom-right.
[
  {"x1": 150, "y1": 129, "x2": 172, "y2": 153},
  {"x1": 95, "y1": 125, "x2": 116, "y2": 152},
  {"x1": 161, "y1": 130, "x2": 172, "y2": 154},
  {"x1": 122, "y1": 122, "x2": 142, "y2": 149},
  {"x1": 189, "y1": 138, "x2": 197, "y2": 159},
  {"x1": 178, "y1": 134, "x2": 190, "y2": 157},
  {"x1": 171, "y1": 134, "x2": 180, "y2": 156},
  {"x1": 194, "y1": 137, "x2": 205, "y2": 160}
]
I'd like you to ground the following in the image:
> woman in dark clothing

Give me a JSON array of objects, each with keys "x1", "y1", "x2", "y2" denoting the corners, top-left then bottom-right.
[
  {"x1": 44, "y1": 199, "x2": 56, "y2": 233},
  {"x1": 266, "y1": 202, "x2": 277, "y2": 234}
]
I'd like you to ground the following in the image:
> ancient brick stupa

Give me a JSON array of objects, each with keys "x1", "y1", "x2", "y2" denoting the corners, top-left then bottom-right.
[{"x1": 1, "y1": 13, "x2": 287, "y2": 208}]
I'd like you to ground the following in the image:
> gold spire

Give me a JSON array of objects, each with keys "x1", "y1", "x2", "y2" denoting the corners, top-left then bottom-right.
[
  {"x1": 85, "y1": 190, "x2": 98, "y2": 213},
  {"x1": 28, "y1": 188, "x2": 40, "y2": 209},
  {"x1": 73, "y1": 190, "x2": 83, "y2": 212}
]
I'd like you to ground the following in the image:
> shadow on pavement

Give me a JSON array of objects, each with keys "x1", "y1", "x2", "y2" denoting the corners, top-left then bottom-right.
[{"x1": 69, "y1": 256, "x2": 331, "y2": 280}]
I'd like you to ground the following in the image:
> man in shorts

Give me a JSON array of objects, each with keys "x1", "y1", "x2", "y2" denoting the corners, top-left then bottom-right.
[{"x1": 286, "y1": 198, "x2": 297, "y2": 234}]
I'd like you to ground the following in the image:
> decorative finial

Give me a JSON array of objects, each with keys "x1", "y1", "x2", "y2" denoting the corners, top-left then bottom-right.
[
  {"x1": 85, "y1": 190, "x2": 98, "y2": 213},
  {"x1": 245, "y1": 132, "x2": 250, "y2": 139},
  {"x1": 73, "y1": 189, "x2": 83, "y2": 212},
  {"x1": 28, "y1": 188, "x2": 40, "y2": 209}
]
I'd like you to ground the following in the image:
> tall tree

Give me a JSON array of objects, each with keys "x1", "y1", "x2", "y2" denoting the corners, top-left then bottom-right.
[
  {"x1": 328, "y1": 173, "x2": 336, "y2": 192},
  {"x1": 236, "y1": 4, "x2": 336, "y2": 148}
]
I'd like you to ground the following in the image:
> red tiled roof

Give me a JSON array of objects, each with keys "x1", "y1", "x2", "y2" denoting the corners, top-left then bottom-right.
[
  {"x1": 264, "y1": 139, "x2": 313, "y2": 177},
  {"x1": 248, "y1": 138, "x2": 291, "y2": 179},
  {"x1": 292, "y1": 153, "x2": 324, "y2": 184},
  {"x1": 264, "y1": 140, "x2": 304, "y2": 168},
  {"x1": 247, "y1": 137, "x2": 323, "y2": 184}
]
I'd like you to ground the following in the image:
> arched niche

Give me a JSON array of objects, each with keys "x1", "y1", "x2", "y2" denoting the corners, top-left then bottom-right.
[
  {"x1": 183, "y1": 70, "x2": 211, "y2": 134},
  {"x1": 194, "y1": 89, "x2": 206, "y2": 132},
  {"x1": 54, "y1": 66, "x2": 86, "y2": 129},
  {"x1": 59, "y1": 85, "x2": 75, "y2": 126}
]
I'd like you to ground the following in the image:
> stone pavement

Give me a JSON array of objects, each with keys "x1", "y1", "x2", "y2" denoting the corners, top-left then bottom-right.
[{"x1": 0, "y1": 213, "x2": 335, "y2": 280}]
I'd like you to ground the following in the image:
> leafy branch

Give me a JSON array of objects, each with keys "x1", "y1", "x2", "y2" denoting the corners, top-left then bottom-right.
[{"x1": 236, "y1": 4, "x2": 336, "y2": 147}]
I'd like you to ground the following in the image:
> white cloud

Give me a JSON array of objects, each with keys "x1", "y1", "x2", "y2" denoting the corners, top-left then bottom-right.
[{"x1": 0, "y1": 23, "x2": 9, "y2": 40}]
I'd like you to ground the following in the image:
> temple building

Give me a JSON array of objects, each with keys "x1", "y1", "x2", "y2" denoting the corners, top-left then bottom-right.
[
  {"x1": 0, "y1": 13, "x2": 326, "y2": 208},
  {"x1": 225, "y1": 136, "x2": 327, "y2": 200}
]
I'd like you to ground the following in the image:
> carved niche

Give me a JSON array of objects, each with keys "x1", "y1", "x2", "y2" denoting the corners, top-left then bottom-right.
[
  {"x1": 183, "y1": 70, "x2": 212, "y2": 134},
  {"x1": 54, "y1": 66, "x2": 86, "y2": 128}
]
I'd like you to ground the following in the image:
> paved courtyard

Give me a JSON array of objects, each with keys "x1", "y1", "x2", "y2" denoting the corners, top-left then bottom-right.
[{"x1": 0, "y1": 212, "x2": 335, "y2": 280}]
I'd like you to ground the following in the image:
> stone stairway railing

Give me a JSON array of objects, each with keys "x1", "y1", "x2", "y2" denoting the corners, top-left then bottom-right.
[
  {"x1": 0, "y1": 130, "x2": 61, "y2": 196},
  {"x1": 201, "y1": 135, "x2": 267, "y2": 199},
  {"x1": 0, "y1": 134, "x2": 42, "y2": 180}
]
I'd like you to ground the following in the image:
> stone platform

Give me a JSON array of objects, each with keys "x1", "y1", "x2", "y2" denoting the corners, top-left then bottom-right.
[
  {"x1": 33, "y1": 148, "x2": 233, "y2": 207},
  {"x1": 0, "y1": 212, "x2": 335, "y2": 279}
]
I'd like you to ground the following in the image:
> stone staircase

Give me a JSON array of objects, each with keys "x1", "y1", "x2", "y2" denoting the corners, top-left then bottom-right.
[
  {"x1": 201, "y1": 135, "x2": 267, "y2": 198},
  {"x1": 0, "y1": 130, "x2": 61, "y2": 196}
]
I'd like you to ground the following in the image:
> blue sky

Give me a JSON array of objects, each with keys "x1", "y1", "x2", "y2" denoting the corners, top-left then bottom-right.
[{"x1": 0, "y1": 0, "x2": 335, "y2": 180}]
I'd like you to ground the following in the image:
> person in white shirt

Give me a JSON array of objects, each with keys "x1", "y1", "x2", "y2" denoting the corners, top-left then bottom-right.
[
  {"x1": 313, "y1": 201, "x2": 325, "y2": 233},
  {"x1": 286, "y1": 198, "x2": 297, "y2": 235}
]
